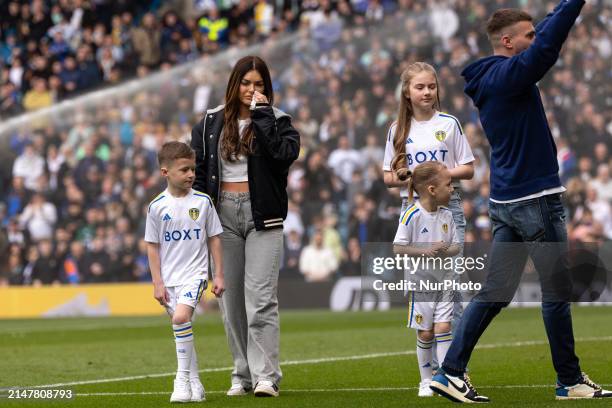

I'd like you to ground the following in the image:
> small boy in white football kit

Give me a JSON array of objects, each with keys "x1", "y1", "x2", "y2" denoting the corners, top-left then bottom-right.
[
  {"x1": 145, "y1": 141, "x2": 225, "y2": 403},
  {"x1": 392, "y1": 161, "x2": 460, "y2": 397}
]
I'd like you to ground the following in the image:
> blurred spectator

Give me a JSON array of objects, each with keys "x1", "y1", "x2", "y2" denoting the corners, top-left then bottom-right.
[
  {"x1": 585, "y1": 187, "x2": 612, "y2": 240},
  {"x1": 299, "y1": 229, "x2": 339, "y2": 282},
  {"x1": 348, "y1": 202, "x2": 377, "y2": 244},
  {"x1": 327, "y1": 136, "x2": 362, "y2": 185},
  {"x1": 593, "y1": 143, "x2": 608, "y2": 166},
  {"x1": 310, "y1": 3, "x2": 343, "y2": 52},
  {"x1": 63, "y1": 240, "x2": 86, "y2": 284},
  {"x1": 74, "y1": 140, "x2": 105, "y2": 190},
  {"x1": 12, "y1": 144, "x2": 45, "y2": 191},
  {"x1": 360, "y1": 133, "x2": 385, "y2": 168},
  {"x1": 59, "y1": 56, "x2": 81, "y2": 95},
  {"x1": 198, "y1": 7, "x2": 229, "y2": 49},
  {"x1": 75, "y1": 44, "x2": 102, "y2": 89},
  {"x1": 429, "y1": 0, "x2": 459, "y2": 51},
  {"x1": 23, "y1": 77, "x2": 54, "y2": 111},
  {"x1": 19, "y1": 192, "x2": 57, "y2": 242},
  {"x1": 133, "y1": 239, "x2": 151, "y2": 282},
  {"x1": 131, "y1": 12, "x2": 162, "y2": 67},
  {"x1": 589, "y1": 164, "x2": 612, "y2": 202},
  {"x1": 6, "y1": 217, "x2": 25, "y2": 246},
  {"x1": 282, "y1": 228, "x2": 303, "y2": 277},
  {"x1": 22, "y1": 245, "x2": 39, "y2": 285},
  {"x1": 322, "y1": 213, "x2": 344, "y2": 263},
  {"x1": 32, "y1": 239, "x2": 60, "y2": 285},
  {"x1": 160, "y1": 11, "x2": 191, "y2": 62},
  {"x1": 576, "y1": 156, "x2": 593, "y2": 183},
  {"x1": 82, "y1": 237, "x2": 111, "y2": 283},
  {"x1": 339, "y1": 237, "x2": 361, "y2": 276},
  {"x1": 254, "y1": 0, "x2": 275, "y2": 38},
  {"x1": 570, "y1": 208, "x2": 604, "y2": 243},
  {"x1": 557, "y1": 137, "x2": 576, "y2": 183},
  {"x1": 366, "y1": 0, "x2": 385, "y2": 22},
  {"x1": 7, "y1": 244, "x2": 24, "y2": 285}
]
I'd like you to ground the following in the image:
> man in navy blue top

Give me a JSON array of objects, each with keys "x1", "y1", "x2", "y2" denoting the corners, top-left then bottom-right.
[{"x1": 430, "y1": 0, "x2": 612, "y2": 403}]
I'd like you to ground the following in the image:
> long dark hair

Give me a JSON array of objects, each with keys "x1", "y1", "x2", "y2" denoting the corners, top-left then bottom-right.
[{"x1": 222, "y1": 55, "x2": 274, "y2": 161}]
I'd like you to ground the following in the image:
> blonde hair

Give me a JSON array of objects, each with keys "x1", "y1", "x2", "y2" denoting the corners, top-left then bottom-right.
[
  {"x1": 392, "y1": 160, "x2": 446, "y2": 202},
  {"x1": 391, "y1": 62, "x2": 441, "y2": 183}
]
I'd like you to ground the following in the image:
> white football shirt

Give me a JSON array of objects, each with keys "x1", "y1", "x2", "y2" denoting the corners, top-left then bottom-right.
[
  {"x1": 145, "y1": 188, "x2": 223, "y2": 287},
  {"x1": 393, "y1": 200, "x2": 459, "y2": 284},
  {"x1": 383, "y1": 111, "x2": 474, "y2": 197}
]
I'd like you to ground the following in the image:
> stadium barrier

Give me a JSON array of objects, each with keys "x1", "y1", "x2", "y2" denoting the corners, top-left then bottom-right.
[
  {"x1": 2, "y1": 278, "x2": 610, "y2": 318},
  {"x1": 0, "y1": 283, "x2": 216, "y2": 319}
]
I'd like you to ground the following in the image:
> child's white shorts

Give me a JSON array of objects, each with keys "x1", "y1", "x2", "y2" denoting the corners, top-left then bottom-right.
[
  {"x1": 164, "y1": 278, "x2": 207, "y2": 316},
  {"x1": 407, "y1": 291, "x2": 454, "y2": 330}
]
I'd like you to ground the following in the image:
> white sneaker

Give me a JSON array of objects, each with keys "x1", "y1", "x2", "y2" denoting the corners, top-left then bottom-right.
[
  {"x1": 556, "y1": 372, "x2": 612, "y2": 399},
  {"x1": 190, "y1": 378, "x2": 206, "y2": 402},
  {"x1": 170, "y1": 378, "x2": 191, "y2": 403},
  {"x1": 226, "y1": 383, "x2": 251, "y2": 396},
  {"x1": 254, "y1": 380, "x2": 279, "y2": 397},
  {"x1": 418, "y1": 379, "x2": 434, "y2": 397}
]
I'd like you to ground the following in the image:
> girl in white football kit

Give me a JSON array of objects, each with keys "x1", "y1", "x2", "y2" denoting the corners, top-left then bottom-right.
[
  {"x1": 393, "y1": 161, "x2": 461, "y2": 398},
  {"x1": 382, "y1": 62, "x2": 474, "y2": 215},
  {"x1": 382, "y1": 62, "x2": 474, "y2": 395},
  {"x1": 145, "y1": 142, "x2": 225, "y2": 403}
]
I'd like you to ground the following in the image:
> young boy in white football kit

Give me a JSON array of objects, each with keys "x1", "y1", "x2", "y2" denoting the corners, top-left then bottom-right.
[
  {"x1": 392, "y1": 160, "x2": 460, "y2": 397},
  {"x1": 145, "y1": 141, "x2": 225, "y2": 403}
]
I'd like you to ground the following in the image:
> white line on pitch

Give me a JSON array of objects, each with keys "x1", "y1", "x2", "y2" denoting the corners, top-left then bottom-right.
[
  {"x1": 14, "y1": 335, "x2": 612, "y2": 390},
  {"x1": 71, "y1": 384, "x2": 612, "y2": 397}
]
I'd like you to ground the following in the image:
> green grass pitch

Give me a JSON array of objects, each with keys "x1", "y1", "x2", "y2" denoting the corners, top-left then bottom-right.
[{"x1": 1, "y1": 306, "x2": 611, "y2": 407}]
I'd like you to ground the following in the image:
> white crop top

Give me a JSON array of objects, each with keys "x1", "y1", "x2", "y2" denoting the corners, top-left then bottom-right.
[{"x1": 220, "y1": 119, "x2": 250, "y2": 182}]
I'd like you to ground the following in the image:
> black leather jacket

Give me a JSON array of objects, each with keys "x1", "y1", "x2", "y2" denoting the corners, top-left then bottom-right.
[{"x1": 191, "y1": 104, "x2": 300, "y2": 231}]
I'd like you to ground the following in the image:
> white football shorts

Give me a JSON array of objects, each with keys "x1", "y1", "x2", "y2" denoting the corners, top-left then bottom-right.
[
  {"x1": 407, "y1": 291, "x2": 454, "y2": 330},
  {"x1": 164, "y1": 278, "x2": 207, "y2": 316}
]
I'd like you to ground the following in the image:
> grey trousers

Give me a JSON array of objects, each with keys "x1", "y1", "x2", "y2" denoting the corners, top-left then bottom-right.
[{"x1": 215, "y1": 191, "x2": 283, "y2": 387}]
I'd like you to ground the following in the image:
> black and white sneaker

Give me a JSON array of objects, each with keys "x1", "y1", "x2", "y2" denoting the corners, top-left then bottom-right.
[
  {"x1": 430, "y1": 369, "x2": 490, "y2": 403},
  {"x1": 556, "y1": 372, "x2": 612, "y2": 400},
  {"x1": 254, "y1": 380, "x2": 279, "y2": 397}
]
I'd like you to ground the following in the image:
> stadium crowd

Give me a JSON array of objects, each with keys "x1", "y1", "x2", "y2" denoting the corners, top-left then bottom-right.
[
  {"x1": 0, "y1": 0, "x2": 610, "y2": 285},
  {"x1": 0, "y1": 0, "x2": 396, "y2": 118}
]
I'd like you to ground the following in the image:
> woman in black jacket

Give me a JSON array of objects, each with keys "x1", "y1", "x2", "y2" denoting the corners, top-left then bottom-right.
[{"x1": 191, "y1": 55, "x2": 299, "y2": 397}]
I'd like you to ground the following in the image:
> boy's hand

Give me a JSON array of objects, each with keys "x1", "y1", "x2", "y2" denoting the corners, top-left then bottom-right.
[
  {"x1": 429, "y1": 242, "x2": 446, "y2": 256},
  {"x1": 421, "y1": 242, "x2": 450, "y2": 257},
  {"x1": 154, "y1": 282, "x2": 169, "y2": 306},
  {"x1": 212, "y1": 274, "x2": 225, "y2": 298},
  {"x1": 421, "y1": 247, "x2": 438, "y2": 257},
  {"x1": 434, "y1": 241, "x2": 451, "y2": 256}
]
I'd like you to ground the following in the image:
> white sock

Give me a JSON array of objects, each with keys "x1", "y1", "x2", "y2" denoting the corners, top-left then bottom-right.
[
  {"x1": 190, "y1": 345, "x2": 200, "y2": 381},
  {"x1": 416, "y1": 338, "x2": 434, "y2": 381},
  {"x1": 435, "y1": 332, "x2": 452, "y2": 365},
  {"x1": 173, "y1": 322, "x2": 194, "y2": 381}
]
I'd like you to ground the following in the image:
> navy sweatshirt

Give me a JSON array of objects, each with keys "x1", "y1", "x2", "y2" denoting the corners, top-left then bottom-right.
[{"x1": 461, "y1": 0, "x2": 585, "y2": 201}]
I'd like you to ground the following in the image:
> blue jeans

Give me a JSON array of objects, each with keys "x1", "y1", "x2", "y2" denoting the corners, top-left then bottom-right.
[{"x1": 441, "y1": 194, "x2": 582, "y2": 385}]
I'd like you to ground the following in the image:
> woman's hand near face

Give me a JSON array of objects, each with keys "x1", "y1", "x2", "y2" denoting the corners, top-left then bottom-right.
[{"x1": 252, "y1": 90, "x2": 268, "y2": 104}]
